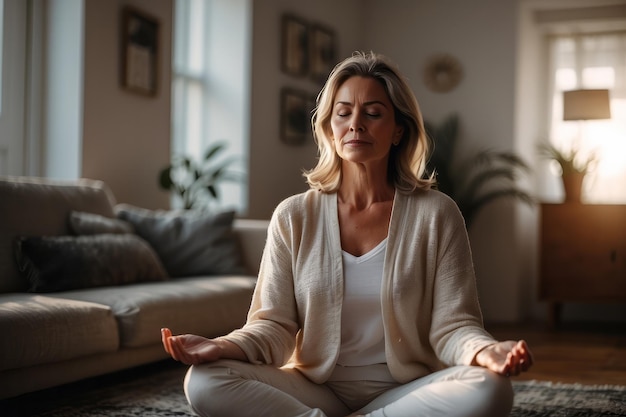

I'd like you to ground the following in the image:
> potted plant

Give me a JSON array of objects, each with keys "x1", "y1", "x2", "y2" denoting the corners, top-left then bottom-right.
[
  {"x1": 158, "y1": 142, "x2": 244, "y2": 210},
  {"x1": 424, "y1": 114, "x2": 534, "y2": 228},
  {"x1": 537, "y1": 141, "x2": 596, "y2": 203}
]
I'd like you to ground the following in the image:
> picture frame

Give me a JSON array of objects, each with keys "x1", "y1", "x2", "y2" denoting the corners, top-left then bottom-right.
[
  {"x1": 281, "y1": 15, "x2": 309, "y2": 77},
  {"x1": 309, "y1": 24, "x2": 336, "y2": 83},
  {"x1": 280, "y1": 88, "x2": 315, "y2": 145},
  {"x1": 121, "y1": 7, "x2": 159, "y2": 96}
]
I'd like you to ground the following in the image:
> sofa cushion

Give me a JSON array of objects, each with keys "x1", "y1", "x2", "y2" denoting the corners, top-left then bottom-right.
[
  {"x1": 0, "y1": 293, "x2": 119, "y2": 371},
  {"x1": 116, "y1": 204, "x2": 247, "y2": 277},
  {"x1": 14, "y1": 234, "x2": 169, "y2": 292},
  {"x1": 55, "y1": 276, "x2": 257, "y2": 348},
  {"x1": 69, "y1": 211, "x2": 134, "y2": 235},
  {"x1": 0, "y1": 177, "x2": 117, "y2": 293}
]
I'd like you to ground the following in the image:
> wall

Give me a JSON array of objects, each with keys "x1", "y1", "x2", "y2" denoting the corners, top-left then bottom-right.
[
  {"x1": 358, "y1": 0, "x2": 527, "y2": 321},
  {"x1": 81, "y1": 0, "x2": 172, "y2": 209},
  {"x1": 247, "y1": 0, "x2": 363, "y2": 219},
  {"x1": 246, "y1": 0, "x2": 529, "y2": 321},
  {"x1": 59, "y1": 0, "x2": 625, "y2": 323}
]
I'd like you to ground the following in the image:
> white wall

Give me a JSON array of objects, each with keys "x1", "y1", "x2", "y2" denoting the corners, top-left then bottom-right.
[
  {"x1": 81, "y1": 0, "x2": 172, "y2": 209},
  {"x1": 42, "y1": 0, "x2": 625, "y2": 323},
  {"x1": 247, "y1": 0, "x2": 364, "y2": 219},
  {"x1": 358, "y1": 0, "x2": 525, "y2": 321},
  {"x1": 245, "y1": 0, "x2": 531, "y2": 321},
  {"x1": 246, "y1": 0, "x2": 626, "y2": 323}
]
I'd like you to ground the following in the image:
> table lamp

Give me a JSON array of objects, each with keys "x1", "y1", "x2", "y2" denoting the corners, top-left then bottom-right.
[{"x1": 563, "y1": 89, "x2": 611, "y2": 121}]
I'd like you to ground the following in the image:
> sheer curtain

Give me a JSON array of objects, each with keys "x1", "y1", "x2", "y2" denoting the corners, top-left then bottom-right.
[{"x1": 546, "y1": 31, "x2": 626, "y2": 203}]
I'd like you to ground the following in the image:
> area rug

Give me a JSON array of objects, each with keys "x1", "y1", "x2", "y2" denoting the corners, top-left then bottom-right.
[
  {"x1": 2, "y1": 362, "x2": 625, "y2": 416},
  {"x1": 512, "y1": 380, "x2": 626, "y2": 416}
]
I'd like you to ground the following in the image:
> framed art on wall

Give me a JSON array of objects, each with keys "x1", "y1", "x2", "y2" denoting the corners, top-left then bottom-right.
[
  {"x1": 280, "y1": 88, "x2": 314, "y2": 145},
  {"x1": 121, "y1": 7, "x2": 159, "y2": 96},
  {"x1": 309, "y1": 24, "x2": 336, "y2": 83},
  {"x1": 281, "y1": 15, "x2": 309, "y2": 77}
]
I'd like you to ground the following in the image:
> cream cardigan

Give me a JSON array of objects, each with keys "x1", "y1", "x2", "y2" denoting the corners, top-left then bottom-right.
[{"x1": 221, "y1": 188, "x2": 497, "y2": 384}]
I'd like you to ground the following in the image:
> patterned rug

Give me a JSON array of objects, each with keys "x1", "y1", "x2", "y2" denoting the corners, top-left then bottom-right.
[
  {"x1": 512, "y1": 380, "x2": 626, "y2": 416},
  {"x1": 2, "y1": 361, "x2": 625, "y2": 416}
]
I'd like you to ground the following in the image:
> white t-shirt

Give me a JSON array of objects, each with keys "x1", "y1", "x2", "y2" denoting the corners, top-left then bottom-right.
[{"x1": 332, "y1": 238, "x2": 395, "y2": 381}]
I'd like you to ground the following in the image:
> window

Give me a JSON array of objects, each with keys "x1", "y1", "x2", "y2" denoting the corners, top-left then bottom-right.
[
  {"x1": 546, "y1": 32, "x2": 626, "y2": 203},
  {"x1": 171, "y1": 0, "x2": 250, "y2": 213}
]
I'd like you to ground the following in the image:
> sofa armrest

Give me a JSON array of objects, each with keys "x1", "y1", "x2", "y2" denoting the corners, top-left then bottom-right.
[{"x1": 232, "y1": 219, "x2": 269, "y2": 276}]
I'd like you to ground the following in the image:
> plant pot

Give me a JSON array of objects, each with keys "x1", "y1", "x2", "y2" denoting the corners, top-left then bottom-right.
[{"x1": 561, "y1": 173, "x2": 585, "y2": 203}]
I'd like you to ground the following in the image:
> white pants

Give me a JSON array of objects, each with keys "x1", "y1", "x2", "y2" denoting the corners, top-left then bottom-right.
[{"x1": 183, "y1": 360, "x2": 513, "y2": 417}]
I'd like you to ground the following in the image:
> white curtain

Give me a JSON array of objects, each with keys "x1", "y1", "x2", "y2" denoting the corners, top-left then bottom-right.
[{"x1": 547, "y1": 32, "x2": 626, "y2": 203}]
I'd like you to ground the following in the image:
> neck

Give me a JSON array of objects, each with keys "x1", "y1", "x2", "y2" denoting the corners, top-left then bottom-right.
[{"x1": 338, "y1": 163, "x2": 394, "y2": 209}]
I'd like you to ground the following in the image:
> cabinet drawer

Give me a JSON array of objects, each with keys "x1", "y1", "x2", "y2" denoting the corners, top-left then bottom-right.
[{"x1": 540, "y1": 203, "x2": 626, "y2": 301}]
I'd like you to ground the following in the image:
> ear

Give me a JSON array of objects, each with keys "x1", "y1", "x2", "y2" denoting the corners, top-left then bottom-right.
[{"x1": 394, "y1": 126, "x2": 404, "y2": 142}]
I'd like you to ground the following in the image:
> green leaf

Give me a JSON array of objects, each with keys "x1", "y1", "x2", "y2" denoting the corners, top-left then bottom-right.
[
  {"x1": 157, "y1": 141, "x2": 244, "y2": 210},
  {"x1": 158, "y1": 167, "x2": 174, "y2": 190},
  {"x1": 464, "y1": 189, "x2": 535, "y2": 227},
  {"x1": 423, "y1": 114, "x2": 535, "y2": 227},
  {"x1": 207, "y1": 185, "x2": 218, "y2": 199},
  {"x1": 204, "y1": 143, "x2": 226, "y2": 161},
  {"x1": 537, "y1": 141, "x2": 594, "y2": 174}
]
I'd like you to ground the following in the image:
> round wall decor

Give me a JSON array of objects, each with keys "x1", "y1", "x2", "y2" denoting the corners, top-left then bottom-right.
[{"x1": 423, "y1": 54, "x2": 463, "y2": 93}]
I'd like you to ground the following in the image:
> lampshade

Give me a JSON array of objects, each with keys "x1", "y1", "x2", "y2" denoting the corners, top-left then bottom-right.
[{"x1": 563, "y1": 89, "x2": 611, "y2": 121}]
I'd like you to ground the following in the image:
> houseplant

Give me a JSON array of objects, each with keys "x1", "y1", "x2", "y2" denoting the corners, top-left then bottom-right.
[
  {"x1": 424, "y1": 114, "x2": 534, "y2": 228},
  {"x1": 158, "y1": 142, "x2": 243, "y2": 210},
  {"x1": 537, "y1": 141, "x2": 596, "y2": 203}
]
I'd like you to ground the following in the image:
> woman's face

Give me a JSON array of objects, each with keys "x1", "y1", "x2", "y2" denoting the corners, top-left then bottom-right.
[{"x1": 330, "y1": 76, "x2": 403, "y2": 168}]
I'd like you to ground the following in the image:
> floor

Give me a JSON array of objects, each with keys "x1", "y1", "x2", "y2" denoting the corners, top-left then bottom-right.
[
  {"x1": 487, "y1": 320, "x2": 626, "y2": 386},
  {"x1": 1, "y1": 320, "x2": 624, "y2": 415}
]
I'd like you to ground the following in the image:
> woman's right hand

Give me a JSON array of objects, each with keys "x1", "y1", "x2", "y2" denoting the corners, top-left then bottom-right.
[{"x1": 161, "y1": 327, "x2": 223, "y2": 365}]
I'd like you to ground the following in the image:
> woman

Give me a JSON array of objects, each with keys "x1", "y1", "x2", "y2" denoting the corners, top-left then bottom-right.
[{"x1": 162, "y1": 51, "x2": 533, "y2": 417}]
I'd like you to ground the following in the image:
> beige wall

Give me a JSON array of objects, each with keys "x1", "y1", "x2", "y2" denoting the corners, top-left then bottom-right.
[
  {"x1": 246, "y1": 0, "x2": 528, "y2": 321},
  {"x1": 72, "y1": 0, "x2": 537, "y2": 321},
  {"x1": 82, "y1": 0, "x2": 172, "y2": 209},
  {"x1": 360, "y1": 0, "x2": 525, "y2": 321},
  {"x1": 247, "y1": 0, "x2": 364, "y2": 219},
  {"x1": 72, "y1": 0, "x2": 625, "y2": 323}
]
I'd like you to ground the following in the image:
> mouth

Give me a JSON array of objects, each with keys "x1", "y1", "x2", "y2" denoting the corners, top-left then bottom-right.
[{"x1": 344, "y1": 138, "x2": 370, "y2": 146}]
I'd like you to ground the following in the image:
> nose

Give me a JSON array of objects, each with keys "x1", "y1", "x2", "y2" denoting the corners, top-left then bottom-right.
[{"x1": 349, "y1": 114, "x2": 364, "y2": 132}]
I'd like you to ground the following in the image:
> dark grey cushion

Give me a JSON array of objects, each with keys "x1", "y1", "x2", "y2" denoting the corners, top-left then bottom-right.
[
  {"x1": 0, "y1": 177, "x2": 118, "y2": 293},
  {"x1": 69, "y1": 211, "x2": 135, "y2": 235},
  {"x1": 115, "y1": 204, "x2": 247, "y2": 277},
  {"x1": 14, "y1": 234, "x2": 169, "y2": 292}
]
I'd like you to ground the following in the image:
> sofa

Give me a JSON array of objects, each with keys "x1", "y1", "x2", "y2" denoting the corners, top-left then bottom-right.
[{"x1": 0, "y1": 176, "x2": 268, "y2": 400}]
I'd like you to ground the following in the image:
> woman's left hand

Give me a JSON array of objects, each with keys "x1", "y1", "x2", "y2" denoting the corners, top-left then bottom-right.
[{"x1": 474, "y1": 340, "x2": 534, "y2": 377}]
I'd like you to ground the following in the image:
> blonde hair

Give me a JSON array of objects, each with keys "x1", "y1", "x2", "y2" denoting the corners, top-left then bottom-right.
[{"x1": 304, "y1": 51, "x2": 435, "y2": 193}]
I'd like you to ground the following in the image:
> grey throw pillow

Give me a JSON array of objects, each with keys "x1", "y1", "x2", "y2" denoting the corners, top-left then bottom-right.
[
  {"x1": 115, "y1": 204, "x2": 247, "y2": 277},
  {"x1": 69, "y1": 211, "x2": 135, "y2": 235},
  {"x1": 14, "y1": 234, "x2": 169, "y2": 293}
]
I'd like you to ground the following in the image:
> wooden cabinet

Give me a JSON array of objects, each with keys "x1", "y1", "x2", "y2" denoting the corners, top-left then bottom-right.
[{"x1": 539, "y1": 203, "x2": 626, "y2": 327}]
